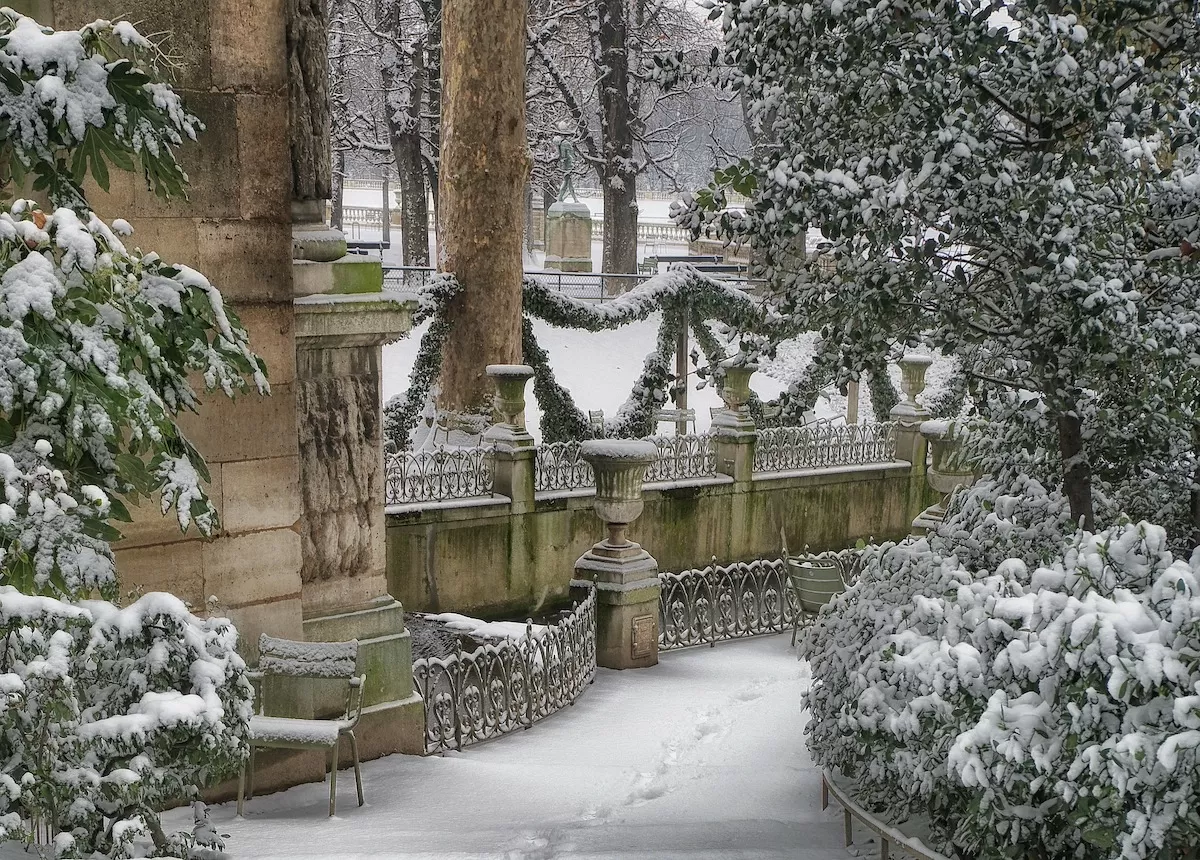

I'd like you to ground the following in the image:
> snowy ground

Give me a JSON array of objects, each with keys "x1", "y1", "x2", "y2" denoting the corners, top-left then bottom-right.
[{"x1": 171, "y1": 636, "x2": 869, "y2": 860}]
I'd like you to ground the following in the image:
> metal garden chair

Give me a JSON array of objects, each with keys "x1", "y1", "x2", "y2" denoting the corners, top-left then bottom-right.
[{"x1": 237, "y1": 634, "x2": 365, "y2": 817}]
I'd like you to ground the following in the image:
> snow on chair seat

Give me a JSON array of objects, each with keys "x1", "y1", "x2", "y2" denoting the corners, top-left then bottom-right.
[{"x1": 237, "y1": 634, "x2": 366, "y2": 818}]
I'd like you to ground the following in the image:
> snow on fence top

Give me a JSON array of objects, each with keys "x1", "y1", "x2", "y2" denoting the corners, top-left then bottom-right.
[{"x1": 386, "y1": 422, "x2": 900, "y2": 506}]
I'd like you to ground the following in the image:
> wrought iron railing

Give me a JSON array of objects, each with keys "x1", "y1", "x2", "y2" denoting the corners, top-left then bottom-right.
[
  {"x1": 411, "y1": 587, "x2": 596, "y2": 753},
  {"x1": 534, "y1": 440, "x2": 593, "y2": 492},
  {"x1": 384, "y1": 446, "x2": 494, "y2": 505},
  {"x1": 658, "y1": 550, "x2": 863, "y2": 650},
  {"x1": 753, "y1": 422, "x2": 898, "y2": 473},
  {"x1": 644, "y1": 433, "x2": 717, "y2": 483}
]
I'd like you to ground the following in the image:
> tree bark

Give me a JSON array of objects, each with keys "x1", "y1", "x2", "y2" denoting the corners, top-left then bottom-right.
[
  {"x1": 595, "y1": 0, "x2": 638, "y2": 273},
  {"x1": 331, "y1": 150, "x2": 345, "y2": 230},
  {"x1": 436, "y1": 0, "x2": 528, "y2": 415},
  {"x1": 287, "y1": 0, "x2": 332, "y2": 203},
  {"x1": 1057, "y1": 410, "x2": 1095, "y2": 531}
]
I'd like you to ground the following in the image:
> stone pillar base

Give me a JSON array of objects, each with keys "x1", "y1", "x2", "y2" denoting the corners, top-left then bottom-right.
[
  {"x1": 572, "y1": 540, "x2": 660, "y2": 670},
  {"x1": 546, "y1": 200, "x2": 593, "y2": 272}
]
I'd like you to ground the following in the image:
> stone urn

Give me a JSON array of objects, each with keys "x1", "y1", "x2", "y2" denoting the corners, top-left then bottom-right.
[
  {"x1": 483, "y1": 364, "x2": 535, "y2": 450},
  {"x1": 712, "y1": 360, "x2": 758, "y2": 439},
  {"x1": 912, "y1": 419, "x2": 978, "y2": 533},
  {"x1": 581, "y1": 439, "x2": 659, "y2": 547},
  {"x1": 891, "y1": 353, "x2": 934, "y2": 425}
]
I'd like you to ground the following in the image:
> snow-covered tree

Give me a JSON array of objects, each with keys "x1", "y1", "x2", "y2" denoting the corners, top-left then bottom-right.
[
  {"x1": 679, "y1": 0, "x2": 1200, "y2": 533},
  {"x1": 0, "y1": 11, "x2": 261, "y2": 855}
]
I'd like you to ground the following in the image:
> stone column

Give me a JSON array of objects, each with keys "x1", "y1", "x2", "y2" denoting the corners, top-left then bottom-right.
[
  {"x1": 570, "y1": 441, "x2": 661, "y2": 669},
  {"x1": 483, "y1": 365, "x2": 537, "y2": 513},
  {"x1": 911, "y1": 420, "x2": 978, "y2": 535},
  {"x1": 712, "y1": 361, "x2": 758, "y2": 485},
  {"x1": 545, "y1": 201, "x2": 594, "y2": 273}
]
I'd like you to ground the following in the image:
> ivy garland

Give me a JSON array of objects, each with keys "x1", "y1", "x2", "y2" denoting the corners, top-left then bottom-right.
[
  {"x1": 384, "y1": 266, "x2": 899, "y2": 450},
  {"x1": 382, "y1": 273, "x2": 461, "y2": 452}
]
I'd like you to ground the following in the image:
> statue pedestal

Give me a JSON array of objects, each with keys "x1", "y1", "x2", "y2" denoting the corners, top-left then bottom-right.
[{"x1": 545, "y1": 201, "x2": 593, "y2": 272}]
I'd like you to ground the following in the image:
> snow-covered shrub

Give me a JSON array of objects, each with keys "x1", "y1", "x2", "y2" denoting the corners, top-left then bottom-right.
[
  {"x1": 801, "y1": 522, "x2": 1200, "y2": 859},
  {"x1": 0, "y1": 11, "x2": 260, "y2": 856},
  {"x1": 0, "y1": 587, "x2": 250, "y2": 858}
]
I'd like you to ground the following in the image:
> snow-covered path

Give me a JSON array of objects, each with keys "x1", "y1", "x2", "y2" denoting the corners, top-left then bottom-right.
[{"x1": 183, "y1": 636, "x2": 857, "y2": 859}]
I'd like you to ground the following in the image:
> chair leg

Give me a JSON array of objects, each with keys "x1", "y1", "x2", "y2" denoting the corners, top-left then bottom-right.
[
  {"x1": 329, "y1": 739, "x2": 339, "y2": 817},
  {"x1": 237, "y1": 764, "x2": 246, "y2": 818},
  {"x1": 349, "y1": 732, "x2": 364, "y2": 807}
]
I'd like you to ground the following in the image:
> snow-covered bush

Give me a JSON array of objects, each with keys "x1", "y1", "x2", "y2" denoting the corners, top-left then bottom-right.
[
  {"x1": 801, "y1": 522, "x2": 1200, "y2": 859},
  {"x1": 0, "y1": 587, "x2": 250, "y2": 858},
  {"x1": 0, "y1": 11, "x2": 261, "y2": 856}
]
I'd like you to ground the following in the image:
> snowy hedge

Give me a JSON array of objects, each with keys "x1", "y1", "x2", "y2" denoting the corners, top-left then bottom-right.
[
  {"x1": 801, "y1": 522, "x2": 1200, "y2": 859},
  {"x1": 0, "y1": 588, "x2": 250, "y2": 858}
]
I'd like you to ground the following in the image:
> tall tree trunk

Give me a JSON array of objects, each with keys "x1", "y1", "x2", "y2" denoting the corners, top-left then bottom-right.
[
  {"x1": 331, "y1": 150, "x2": 345, "y2": 230},
  {"x1": 1057, "y1": 410, "x2": 1095, "y2": 531},
  {"x1": 395, "y1": 131, "x2": 430, "y2": 266},
  {"x1": 1190, "y1": 426, "x2": 1200, "y2": 551},
  {"x1": 437, "y1": 0, "x2": 528, "y2": 415},
  {"x1": 420, "y1": 0, "x2": 443, "y2": 235},
  {"x1": 595, "y1": 0, "x2": 638, "y2": 273},
  {"x1": 377, "y1": 6, "x2": 430, "y2": 267}
]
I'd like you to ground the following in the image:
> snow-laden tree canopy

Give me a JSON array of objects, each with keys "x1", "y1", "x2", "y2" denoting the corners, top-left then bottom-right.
[
  {"x1": 678, "y1": 0, "x2": 1200, "y2": 534},
  {"x1": 0, "y1": 11, "x2": 261, "y2": 857}
]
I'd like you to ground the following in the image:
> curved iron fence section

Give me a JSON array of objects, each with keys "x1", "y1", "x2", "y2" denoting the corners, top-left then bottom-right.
[
  {"x1": 385, "y1": 446, "x2": 494, "y2": 505},
  {"x1": 658, "y1": 550, "x2": 863, "y2": 650},
  {"x1": 753, "y1": 422, "x2": 897, "y2": 473},
  {"x1": 643, "y1": 433, "x2": 717, "y2": 483},
  {"x1": 534, "y1": 440, "x2": 593, "y2": 492},
  {"x1": 412, "y1": 587, "x2": 596, "y2": 753}
]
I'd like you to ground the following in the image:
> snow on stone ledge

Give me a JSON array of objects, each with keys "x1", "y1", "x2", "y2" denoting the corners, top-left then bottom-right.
[
  {"x1": 426, "y1": 612, "x2": 547, "y2": 641},
  {"x1": 486, "y1": 364, "x2": 535, "y2": 377}
]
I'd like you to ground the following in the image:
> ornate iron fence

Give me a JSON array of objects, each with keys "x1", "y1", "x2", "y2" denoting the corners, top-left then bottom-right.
[
  {"x1": 384, "y1": 446, "x2": 494, "y2": 505},
  {"x1": 644, "y1": 433, "x2": 717, "y2": 483},
  {"x1": 412, "y1": 587, "x2": 597, "y2": 753},
  {"x1": 534, "y1": 440, "x2": 593, "y2": 492},
  {"x1": 753, "y1": 422, "x2": 897, "y2": 473},
  {"x1": 658, "y1": 550, "x2": 864, "y2": 650}
]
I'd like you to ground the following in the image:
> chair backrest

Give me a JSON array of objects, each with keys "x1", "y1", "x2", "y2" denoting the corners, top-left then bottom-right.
[
  {"x1": 588, "y1": 409, "x2": 605, "y2": 432},
  {"x1": 653, "y1": 408, "x2": 696, "y2": 429},
  {"x1": 787, "y1": 559, "x2": 846, "y2": 614},
  {"x1": 259, "y1": 634, "x2": 359, "y2": 680}
]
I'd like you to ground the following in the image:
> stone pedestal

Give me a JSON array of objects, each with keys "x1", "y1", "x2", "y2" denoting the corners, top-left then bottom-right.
[
  {"x1": 545, "y1": 201, "x2": 593, "y2": 272},
  {"x1": 572, "y1": 539, "x2": 661, "y2": 670},
  {"x1": 292, "y1": 199, "x2": 347, "y2": 262},
  {"x1": 293, "y1": 274, "x2": 424, "y2": 756},
  {"x1": 889, "y1": 353, "x2": 934, "y2": 468},
  {"x1": 569, "y1": 440, "x2": 660, "y2": 670}
]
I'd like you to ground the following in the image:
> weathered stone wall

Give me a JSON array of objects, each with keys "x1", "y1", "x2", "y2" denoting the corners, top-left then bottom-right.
[
  {"x1": 387, "y1": 463, "x2": 933, "y2": 618},
  {"x1": 45, "y1": 0, "x2": 304, "y2": 658}
]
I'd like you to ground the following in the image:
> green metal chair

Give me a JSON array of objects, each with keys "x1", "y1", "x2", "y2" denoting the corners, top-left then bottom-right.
[
  {"x1": 237, "y1": 635, "x2": 365, "y2": 818},
  {"x1": 785, "y1": 558, "x2": 846, "y2": 645}
]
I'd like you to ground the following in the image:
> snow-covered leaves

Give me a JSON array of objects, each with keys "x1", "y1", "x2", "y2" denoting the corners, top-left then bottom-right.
[
  {"x1": 0, "y1": 202, "x2": 266, "y2": 601},
  {"x1": 802, "y1": 522, "x2": 1200, "y2": 859},
  {"x1": 0, "y1": 11, "x2": 199, "y2": 208},
  {"x1": 0, "y1": 587, "x2": 250, "y2": 858}
]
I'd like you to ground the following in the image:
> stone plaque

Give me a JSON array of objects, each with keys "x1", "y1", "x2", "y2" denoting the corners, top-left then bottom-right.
[{"x1": 631, "y1": 614, "x2": 656, "y2": 658}]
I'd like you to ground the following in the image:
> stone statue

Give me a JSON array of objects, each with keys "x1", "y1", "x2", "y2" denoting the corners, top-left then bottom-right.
[{"x1": 555, "y1": 135, "x2": 579, "y2": 204}]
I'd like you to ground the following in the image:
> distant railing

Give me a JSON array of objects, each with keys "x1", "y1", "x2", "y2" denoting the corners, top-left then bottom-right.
[
  {"x1": 589, "y1": 220, "x2": 692, "y2": 244},
  {"x1": 753, "y1": 422, "x2": 897, "y2": 473},
  {"x1": 643, "y1": 433, "x2": 716, "y2": 483},
  {"x1": 412, "y1": 587, "x2": 596, "y2": 753},
  {"x1": 385, "y1": 447, "x2": 494, "y2": 505},
  {"x1": 341, "y1": 205, "x2": 386, "y2": 228},
  {"x1": 534, "y1": 440, "x2": 592, "y2": 492},
  {"x1": 658, "y1": 550, "x2": 864, "y2": 650}
]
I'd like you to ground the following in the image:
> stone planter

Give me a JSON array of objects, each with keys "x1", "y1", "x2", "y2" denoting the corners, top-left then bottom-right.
[
  {"x1": 892, "y1": 353, "x2": 934, "y2": 425},
  {"x1": 573, "y1": 439, "x2": 662, "y2": 670},
  {"x1": 485, "y1": 364, "x2": 535, "y2": 429},
  {"x1": 580, "y1": 439, "x2": 659, "y2": 546},
  {"x1": 718, "y1": 361, "x2": 757, "y2": 413},
  {"x1": 912, "y1": 420, "x2": 978, "y2": 533}
]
